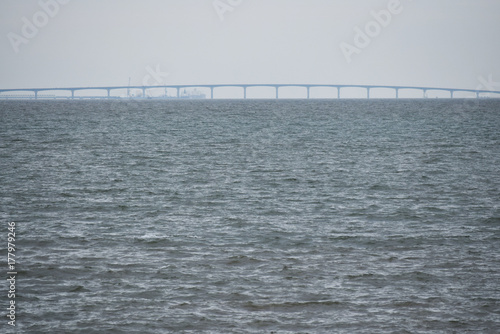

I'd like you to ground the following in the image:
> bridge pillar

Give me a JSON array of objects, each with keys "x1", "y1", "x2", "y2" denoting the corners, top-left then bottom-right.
[
  {"x1": 142, "y1": 87, "x2": 146, "y2": 98},
  {"x1": 450, "y1": 90, "x2": 454, "y2": 98},
  {"x1": 275, "y1": 86, "x2": 279, "y2": 99},
  {"x1": 395, "y1": 88, "x2": 399, "y2": 99},
  {"x1": 71, "y1": 90, "x2": 75, "y2": 99},
  {"x1": 107, "y1": 89, "x2": 111, "y2": 98},
  {"x1": 307, "y1": 87, "x2": 310, "y2": 99},
  {"x1": 423, "y1": 89, "x2": 427, "y2": 98},
  {"x1": 337, "y1": 87, "x2": 341, "y2": 99},
  {"x1": 34, "y1": 91, "x2": 38, "y2": 100},
  {"x1": 243, "y1": 87, "x2": 247, "y2": 99},
  {"x1": 211, "y1": 87, "x2": 214, "y2": 99},
  {"x1": 176, "y1": 87, "x2": 180, "y2": 98},
  {"x1": 367, "y1": 88, "x2": 370, "y2": 99}
]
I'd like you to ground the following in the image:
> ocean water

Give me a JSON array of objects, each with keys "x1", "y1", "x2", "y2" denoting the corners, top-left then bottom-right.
[{"x1": 1, "y1": 99, "x2": 499, "y2": 333}]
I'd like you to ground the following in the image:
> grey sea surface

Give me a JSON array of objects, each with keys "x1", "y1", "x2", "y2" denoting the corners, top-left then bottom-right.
[{"x1": 1, "y1": 99, "x2": 499, "y2": 333}]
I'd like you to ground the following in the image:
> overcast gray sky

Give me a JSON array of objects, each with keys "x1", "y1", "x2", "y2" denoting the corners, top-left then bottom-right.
[{"x1": 1, "y1": 0, "x2": 499, "y2": 97}]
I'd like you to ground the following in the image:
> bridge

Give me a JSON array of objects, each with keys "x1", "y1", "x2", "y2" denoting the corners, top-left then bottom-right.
[{"x1": 1, "y1": 84, "x2": 499, "y2": 99}]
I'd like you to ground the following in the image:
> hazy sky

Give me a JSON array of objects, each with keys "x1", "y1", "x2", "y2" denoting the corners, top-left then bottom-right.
[{"x1": 1, "y1": 0, "x2": 500, "y2": 96}]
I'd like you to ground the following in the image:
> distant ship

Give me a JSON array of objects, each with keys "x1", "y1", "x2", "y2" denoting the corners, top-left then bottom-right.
[
  {"x1": 125, "y1": 88, "x2": 206, "y2": 99},
  {"x1": 178, "y1": 88, "x2": 206, "y2": 99}
]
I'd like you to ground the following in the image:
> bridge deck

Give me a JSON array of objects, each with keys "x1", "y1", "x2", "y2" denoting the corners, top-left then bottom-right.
[{"x1": 1, "y1": 84, "x2": 499, "y2": 99}]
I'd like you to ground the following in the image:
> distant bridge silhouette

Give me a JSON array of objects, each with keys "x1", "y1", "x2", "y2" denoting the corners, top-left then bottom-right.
[{"x1": 1, "y1": 84, "x2": 499, "y2": 99}]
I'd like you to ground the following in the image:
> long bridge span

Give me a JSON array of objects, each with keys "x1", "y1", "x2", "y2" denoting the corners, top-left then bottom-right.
[{"x1": 1, "y1": 84, "x2": 499, "y2": 99}]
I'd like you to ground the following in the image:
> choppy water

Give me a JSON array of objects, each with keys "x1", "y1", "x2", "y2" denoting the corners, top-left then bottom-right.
[{"x1": 1, "y1": 99, "x2": 500, "y2": 333}]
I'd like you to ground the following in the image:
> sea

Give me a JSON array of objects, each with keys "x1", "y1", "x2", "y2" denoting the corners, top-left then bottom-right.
[{"x1": 1, "y1": 99, "x2": 499, "y2": 333}]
